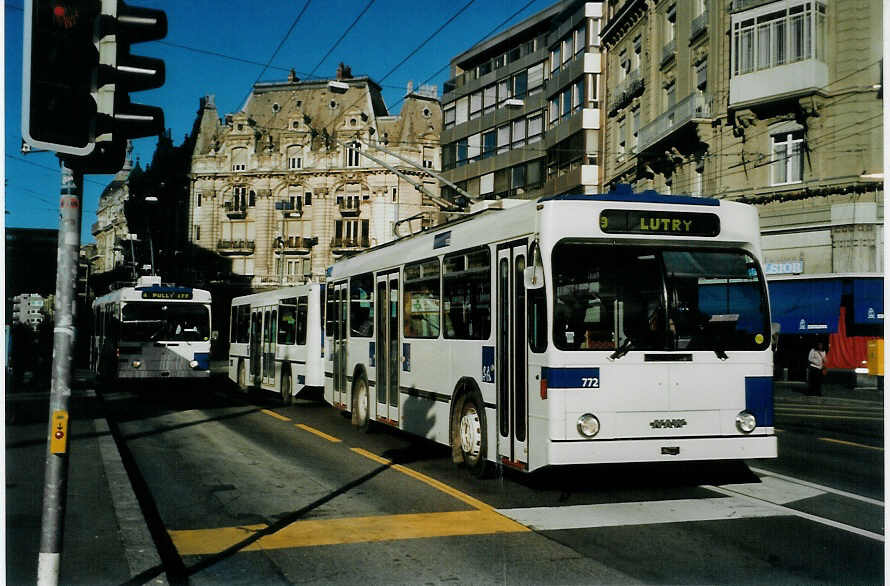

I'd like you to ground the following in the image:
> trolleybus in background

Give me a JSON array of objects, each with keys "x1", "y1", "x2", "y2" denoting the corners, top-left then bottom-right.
[
  {"x1": 325, "y1": 188, "x2": 777, "y2": 475},
  {"x1": 91, "y1": 276, "x2": 212, "y2": 383},
  {"x1": 228, "y1": 282, "x2": 324, "y2": 403}
]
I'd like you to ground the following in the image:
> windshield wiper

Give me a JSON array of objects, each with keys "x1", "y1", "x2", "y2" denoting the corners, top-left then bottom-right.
[
  {"x1": 714, "y1": 348, "x2": 728, "y2": 360},
  {"x1": 609, "y1": 338, "x2": 633, "y2": 360}
]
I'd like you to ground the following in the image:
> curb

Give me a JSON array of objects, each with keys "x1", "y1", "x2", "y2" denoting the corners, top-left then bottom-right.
[{"x1": 94, "y1": 418, "x2": 169, "y2": 585}]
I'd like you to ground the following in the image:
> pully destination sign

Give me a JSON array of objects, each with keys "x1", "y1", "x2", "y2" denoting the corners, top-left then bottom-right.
[
  {"x1": 141, "y1": 290, "x2": 193, "y2": 300},
  {"x1": 599, "y1": 209, "x2": 720, "y2": 237}
]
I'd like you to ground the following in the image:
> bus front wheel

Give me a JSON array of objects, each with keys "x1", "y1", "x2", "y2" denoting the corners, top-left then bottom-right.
[
  {"x1": 457, "y1": 395, "x2": 489, "y2": 478},
  {"x1": 280, "y1": 368, "x2": 293, "y2": 405}
]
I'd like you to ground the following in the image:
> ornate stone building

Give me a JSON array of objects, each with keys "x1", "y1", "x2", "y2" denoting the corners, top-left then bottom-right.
[
  {"x1": 90, "y1": 144, "x2": 141, "y2": 275},
  {"x1": 187, "y1": 67, "x2": 444, "y2": 289}
]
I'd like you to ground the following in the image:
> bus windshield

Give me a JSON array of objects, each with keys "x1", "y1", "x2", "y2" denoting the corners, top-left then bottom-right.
[
  {"x1": 121, "y1": 302, "x2": 210, "y2": 342},
  {"x1": 552, "y1": 243, "x2": 770, "y2": 352}
]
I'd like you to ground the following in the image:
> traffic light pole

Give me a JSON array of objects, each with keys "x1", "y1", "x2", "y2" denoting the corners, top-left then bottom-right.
[{"x1": 37, "y1": 159, "x2": 84, "y2": 586}]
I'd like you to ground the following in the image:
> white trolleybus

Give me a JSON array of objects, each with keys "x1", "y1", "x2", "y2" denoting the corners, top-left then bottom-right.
[
  {"x1": 324, "y1": 190, "x2": 777, "y2": 475},
  {"x1": 228, "y1": 282, "x2": 325, "y2": 403},
  {"x1": 91, "y1": 276, "x2": 213, "y2": 383}
]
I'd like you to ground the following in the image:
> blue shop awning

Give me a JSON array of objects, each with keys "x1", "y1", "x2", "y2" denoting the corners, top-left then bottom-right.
[
  {"x1": 768, "y1": 279, "x2": 842, "y2": 334},
  {"x1": 852, "y1": 278, "x2": 884, "y2": 325}
]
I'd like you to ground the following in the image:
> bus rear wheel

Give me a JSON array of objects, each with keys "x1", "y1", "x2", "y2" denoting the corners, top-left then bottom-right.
[
  {"x1": 457, "y1": 396, "x2": 489, "y2": 478},
  {"x1": 237, "y1": 361, "x2": 248, "y2": 393},
  {"x1": 280, "y1": 368, "x2": 293, "y2": 405},
  {"x1": 352, "y1": 376, "x2": 370, "y2": 432}
]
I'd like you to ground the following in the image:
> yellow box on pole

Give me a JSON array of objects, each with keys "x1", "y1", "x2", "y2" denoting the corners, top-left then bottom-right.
[
  {"x1": 50, "y1": 410, "x2": 69, "y2": 454},
  {"x1": 867, "y1": 339, "x2": 884, "y2": 376}
]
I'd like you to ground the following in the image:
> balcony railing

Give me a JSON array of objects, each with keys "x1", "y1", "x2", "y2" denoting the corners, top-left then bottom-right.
[
  {"x1": 223, "y1": 201, "x2": 247, "y2": 219},
  {"x1": 330, "y1": 237, "x2": 370, "y2": 253},
  {"x1": 638, "y1": 93, "x2": 711, "y2": 153},
  {"x1": 338, "y1": 200, "x2": 361, "y2": 217},
  {"x1": 217, "y1": 239, "x2": 255, "y2": 254},
  {"x1": 660, "y1": 39, "x2": 677, "y2": 67},
  {"x1": 275, "y1": 200, "x2": 302, "y2": 217},
  {"x1": 274, "y1": 236, "x2": 313, "y2": 254},
  {"x1": 690, "y1": 10, "x2": 708, "y2": 41},
  {"x1": 607, "y1": 69, "x2": 644, "y2": 114}
]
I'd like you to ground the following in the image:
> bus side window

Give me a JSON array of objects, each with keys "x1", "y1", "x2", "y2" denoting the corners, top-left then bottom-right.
[
  {"x1": 349, "y1": 273, "x2": 374, "y2": 337},
  {"x1": 296, "y1": 296, "x2": 308, "y2": 345},
  {"x1": 528, "y1": 287, "x2": 547, "y2": 352},
  {"x1": 443, "y1": 247, "x2": 491, "y2": 340},
  {"x1": 278, "y1": 299, "x2": 297, "y2": 345}
]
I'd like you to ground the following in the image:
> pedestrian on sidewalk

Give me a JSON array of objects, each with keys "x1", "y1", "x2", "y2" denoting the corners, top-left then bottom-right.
[{"x1": 807, "y1": 341, "x2": 827, "y2": 396}]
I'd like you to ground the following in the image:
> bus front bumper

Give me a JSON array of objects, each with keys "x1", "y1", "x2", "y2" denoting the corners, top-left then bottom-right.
[{"x1": 547, "y1": 434, "x2": 777, "y2": 466}]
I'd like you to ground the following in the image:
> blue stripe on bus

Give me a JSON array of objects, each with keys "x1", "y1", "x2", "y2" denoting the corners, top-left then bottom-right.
[
  {"x1": 542, "y1": 367, "x2": 600, "y2": 389},
  {"x1": 539, "y1": 190, "x2": 720, "y2": 207},
  {"x1": 745, "y1": 376, "x2": 774, "y2": 427},
  {"x1": 193, "y1": 352, "x2": 210, "y2": 370}
]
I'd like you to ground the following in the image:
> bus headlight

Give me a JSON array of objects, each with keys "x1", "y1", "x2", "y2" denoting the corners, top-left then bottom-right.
[
  {"x1": 189, "y1": 360, "x2": 200, "y2": 369},
  {"x1": 736, "y1": 411, "x2": 757, "y2": 434},
  {"x1": 577, "y1": 414, "x2": 600, "y2": 438},
  {"x1": 131, "y1": 360, "x2": 142, "y2": 369}
]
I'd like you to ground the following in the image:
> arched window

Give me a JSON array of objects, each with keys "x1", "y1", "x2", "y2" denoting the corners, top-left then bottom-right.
[{"x1": 286, "y1": 145, "x2": 303, "y2": 170}]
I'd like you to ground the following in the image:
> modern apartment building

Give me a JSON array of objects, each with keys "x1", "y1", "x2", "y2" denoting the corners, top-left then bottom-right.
[
  {"x1": 12, "y1": 294, "x2": 46, "y2": 331},
  {"x1": 187, "y1": 67, "x2": 444, "y2": 289},
  {"x1": 440, "y1": 1, "x2": 605, "y2": 201},
  {"x1": 601, "y1": 0, "x2": 883, "y2": 377}
]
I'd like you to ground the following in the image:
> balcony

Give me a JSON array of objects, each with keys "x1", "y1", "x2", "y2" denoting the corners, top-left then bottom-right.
[
  {"x1": 275, "y1": 200, "x2": 302, "y2": 218},
  {"x1": 607, "y1": 69, "x2": 644, "y2": 114},
  {"x1": 660, "y1": 39, "x2": 676, "y2": 68},
  {"x1": 274, "y1": 236, "x2": 313, "y2": 255},
  {"x1": 729, "y1": 59, "x2": 828, "y2": 107},
  {"x1": 338, "y1": 201, "x2": 361, "y2": 217},
  {"x1": 330, "y1": 237, "x2": 370, "y2": 255},
  {"x1": 638, "y1": 93, "x2": 712, "y2": 153},
  {"x1": 217, "y1": 240, "x2": 255, "y2": 255},
  {"x1": 223, "y1": 201, "x2": 247, "y2": 219},
  {"x1": 690, "y1": 10, "x2": 708, "y2": 42}
]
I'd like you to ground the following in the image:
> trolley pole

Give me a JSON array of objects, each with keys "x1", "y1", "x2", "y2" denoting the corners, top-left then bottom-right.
[{"x1": 37, "y1": 159, "x2": 84, "y2": 586}]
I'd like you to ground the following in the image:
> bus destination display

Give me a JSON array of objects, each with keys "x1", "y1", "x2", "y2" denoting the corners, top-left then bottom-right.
[
  {"x1": 141, "y1": 290, "x2": 193, "y2": 300},
  {"x1": 599, "y1": 209, "x2": 720, "y2": 237}
]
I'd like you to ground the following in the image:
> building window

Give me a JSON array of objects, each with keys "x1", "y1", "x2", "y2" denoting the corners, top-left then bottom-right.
[
  {"x1": 693, "y1": 159, "x2": 704, "y2": 196},
  {"x1": 196, "y1": 193, "x2": 202, "y2": 207},
  {"x1": 468, "y1": 133, "x2": 481, "y2": 162},
  {"x1": 483, "y1": 84, "x2": 497, "y2": 115},
  {"x1": 231, "y1": 147, "x2": 247, "y2": 171},
  {"x1": 549, "y1": 96, "x2": 559, "y2": 124},
  {"x1": 497, "y1": 79, "x2": 510, "y2": 104},
  {"x1": 665, "y1": 81, "x2": 676, "y2": 110},
  {"x1": 733, "y1": 2, "x2": 825, "y2": 76},
  {"x1": 632, "y1": 35, "x2": 642, "y2": 70},
  {"x1": 497, "y1": 125, "x2": 510, "y2": 155},
  {"x1": 527, "y1": 114, "x2": 543, "y2": 144},
  {"x1": 346, "y1": 141, "x2": 361, "y2": 167},
  {"x1": 572, "y1": 78, "x2": 584, "y2": 113},
  {"x1": 618, "y1": 48, "x2": 629, "y2": 81},
  {"x1": 233, "y1": 186, "x2": 247, "y2": 210},
  {"x1": 772, "y1": 130, "x2": 804, "y2": 185},
  {"x1": 287, "y1": 145, "x2": 303, "y2": 170},
  {"x1": 480, "y1": 172, "x2": 494, "y2": 197},
  {"x1": 511, "y1": 118, "x2": 526, "y2": 149},
  {"x1": 248, "y1": 190, "x2": 256, "y2": 207},
  {"x1": 574, "y1": 23, "x2": 586, "y2": 55},
  {"x1": 527, "y1": 63, "x2": 544, "y2": 95},
  {"x1": 456, "y1": 137, "x2": 468, "y2": 166},
  {"x1": 665, "y1": 4, "x2": 676, "y2": 43},
  {"x1": 631, "y1": 108, "x2": 640, "y2": 151},
  {"x1": 469, "y1": 91, "x2": 482, "y2": 120},
  {"x1": 304, "y1": 191, "x2": 312, "y2": 206},
  {"x1": 423, "y1": 146, "x2": 434, "y2": 168},
  {"x1": 695, "y1": 58, "x2": 708, "y2": 92},
  {"x1": 551, "y1": 45, "x2": 561, "y2": 73},
  {"x1": 588, "y1": 75, "x2": 599, "y2": 108},
  {"x1": 513, "y1": 70, "x2": 528, "y2": 99},
  {"x1": 482, "y1": 130, "x2": 496, "y2": 159},
  {"x1": 561, "y1": 87, "x2": 572, "y2": 119},
  {"x1": 194, "y1": 225, "x2": 200, "y2": 241},
  {"x1": 444, "y1": 105, "x2": 455, "y2": 129},
  {"x1": 617, "y1": 119, "x2": 626, "y2": 156}
]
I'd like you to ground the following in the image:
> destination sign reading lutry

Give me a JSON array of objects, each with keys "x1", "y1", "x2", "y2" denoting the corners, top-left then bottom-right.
[
  {"x1": 141, "y1": 290, "x2": 193, "y2": 300},
  {"x1": 600, "y1": 210, "x2": 720, "y2": 237}
]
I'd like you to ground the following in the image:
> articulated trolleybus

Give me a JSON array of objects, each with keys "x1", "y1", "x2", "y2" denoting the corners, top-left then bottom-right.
[
  {"x1": 91, "y1": 276, "x2": 212, "y2": 382},
  {"x1": 325, "y1": 189, "x2": 777, "y2": 475},
  {"x1": 228, "y1": 282, "x2": 324, "y2": 403}
]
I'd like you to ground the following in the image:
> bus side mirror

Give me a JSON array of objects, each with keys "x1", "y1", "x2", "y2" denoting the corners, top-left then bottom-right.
[{"x1": 524, "y1": 266, "x2": 544, "y2": 290}]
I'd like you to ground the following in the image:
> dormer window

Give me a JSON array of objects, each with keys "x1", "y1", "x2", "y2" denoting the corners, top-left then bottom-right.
[
  {"x1": 287, "y1": 145, "x2": 303, "y2": 170},
  {"x1": 232, "y1": 147, "x2": 247, "y2": 172},
  {"x1": 346, "y1": 141, "x2": 361, "y2": 167}
]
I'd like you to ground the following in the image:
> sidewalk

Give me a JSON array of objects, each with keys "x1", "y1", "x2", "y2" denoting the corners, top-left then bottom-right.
[
  {"x1": 773, "y1": 379, "x2": 884, "y2": 407},
  {"x1": 5, "y1": 371, "x2": 163, "y2": 585}
]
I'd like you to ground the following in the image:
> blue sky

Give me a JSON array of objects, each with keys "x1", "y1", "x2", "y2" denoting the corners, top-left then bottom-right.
[{"x1": 5, "y1": 0, "x2": 553, "y2": 243}]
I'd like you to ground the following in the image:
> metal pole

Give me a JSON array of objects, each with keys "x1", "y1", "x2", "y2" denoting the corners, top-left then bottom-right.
[{"x1": 37, "y1": 159, "x2": 83, "y2": 586}]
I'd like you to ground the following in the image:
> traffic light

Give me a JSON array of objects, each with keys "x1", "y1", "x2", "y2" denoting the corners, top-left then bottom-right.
[
  {"x1": 94, "y1": 0, "x2": 167, "y2": 149},
  {"x1": 22, "y1": 0, "x2": 101, "y2": 155},
  {"x1": 22, "y1": 0, "x2": 166, "y2": 171}
]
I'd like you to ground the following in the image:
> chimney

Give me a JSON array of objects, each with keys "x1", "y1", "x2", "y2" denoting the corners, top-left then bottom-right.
[
  {"x1": 406, "y1": 80, "x2": 414, "y2": 95},
  {"x1": 288, "y1": 68, "x2": 298, "y2": 83},
  {"x1": 336, "y1": 62, "x2": 353, "y2": 80}
]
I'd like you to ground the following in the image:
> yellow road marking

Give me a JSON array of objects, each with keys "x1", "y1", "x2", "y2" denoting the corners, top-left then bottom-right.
[
  {"x1": 169, "y1": 510, "x2": 529, "y2": 555},
  {"x1": 350, "y1": 447, "x2": 494, "y2": 511},
  {"x1": 295, "y1": 424, "x2": 341, "y2": 443},
  {"x1": 818, "y1": 437, "x2": 884, "y2": 451},
  {"x1": 261, "y1": 409, "x2": 291, "y2": 422}
]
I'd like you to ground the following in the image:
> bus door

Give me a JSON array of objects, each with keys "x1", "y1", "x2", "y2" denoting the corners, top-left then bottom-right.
[
  {"x1": 262, "y1": 306, "x2": 277, "y2": 387},
  {"x1": 330, "y1": 281, "x2": 349, "y2": 407},
  {"x1": 496, "y1": 242, "x2": 528, "y2": 469},
  {"x1": 375, "y1": 271, "x2": 400, "y2": 423},
  {"x1": 249, "y1": 309, "x2": 263, "y2": 386}
]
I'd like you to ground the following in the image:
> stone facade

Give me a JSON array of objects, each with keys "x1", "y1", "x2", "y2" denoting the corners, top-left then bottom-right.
[
  {"x1": 440, "y1": 0, "x2": 605, "y2": 201},
  {"x1": 187, "y1": 71, "x2": 443, "y2": 290},
  {"x1": 601, "y1": 0, "x2": 883, "y2": 278},
  {"x1": 90, "y1": 145, "x2": 140, "y2": 275}
]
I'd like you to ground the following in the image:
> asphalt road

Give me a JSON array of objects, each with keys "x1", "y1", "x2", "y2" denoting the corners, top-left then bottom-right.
[{"x1": 88, "y1": 377, "x2": 884, "y2": 585}]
